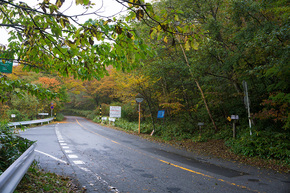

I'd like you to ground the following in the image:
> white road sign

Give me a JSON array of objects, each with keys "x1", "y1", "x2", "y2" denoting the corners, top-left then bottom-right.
[{"x1": 110, "y1": 106, "x2": 121, "y2": 118}]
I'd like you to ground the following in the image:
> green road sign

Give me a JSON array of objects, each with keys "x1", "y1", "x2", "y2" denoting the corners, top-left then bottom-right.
[{"x1": 0, "y1": 60, "x2": 13, "y2": 73}]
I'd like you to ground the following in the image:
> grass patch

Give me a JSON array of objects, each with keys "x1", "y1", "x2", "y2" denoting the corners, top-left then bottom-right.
[{"x1": 15, "y1": 162, "x2": 83, "y2": 193}]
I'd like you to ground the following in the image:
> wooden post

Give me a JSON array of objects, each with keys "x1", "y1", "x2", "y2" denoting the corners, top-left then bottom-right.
[
  {"x1": 233, "y1": 120, "x2": 236, "y2": 139},
  {"x1": 138, "y1": 102, "x2": 141, "y2": 134}
]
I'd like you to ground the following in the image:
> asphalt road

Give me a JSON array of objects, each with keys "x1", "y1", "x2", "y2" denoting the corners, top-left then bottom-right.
[{"x1": 20, "y1": 116, "x2": 289, "y2": 193}]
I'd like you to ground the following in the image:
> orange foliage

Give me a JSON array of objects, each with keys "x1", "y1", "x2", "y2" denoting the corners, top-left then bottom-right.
[{"x1": 34, "y1": 77, "x2": 61, "y2": 91}]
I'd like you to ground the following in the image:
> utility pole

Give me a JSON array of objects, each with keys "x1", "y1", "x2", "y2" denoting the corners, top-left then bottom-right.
[{"x1": 243, "y1": 81, "x2": 252, "y2": 135}]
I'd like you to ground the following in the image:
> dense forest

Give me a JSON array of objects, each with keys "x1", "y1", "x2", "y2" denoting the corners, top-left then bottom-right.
[{"x1": 0, "y1": 0, "x2": 289, "y2": 166}]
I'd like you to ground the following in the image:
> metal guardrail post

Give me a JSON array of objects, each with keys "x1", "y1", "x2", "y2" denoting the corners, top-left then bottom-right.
[{"x1": 0, "y1": 143, "x2": 37, "y2": 193}]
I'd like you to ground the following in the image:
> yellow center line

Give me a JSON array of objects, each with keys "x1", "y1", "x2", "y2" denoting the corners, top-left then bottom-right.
[{"x1": 75, "y1": 118, "x2": 261, "y2": 193}]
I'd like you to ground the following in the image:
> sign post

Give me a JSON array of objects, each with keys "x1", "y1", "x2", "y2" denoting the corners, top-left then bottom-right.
[
  {"x1": 135, "y1": 94, "x2": 144, "y2": 134},
  {"x1": 198, "y1": 122, "x2": 204, "y2": 135},
  {"x1": 109, "y1": 106, "x2": 121, "y2": 118},
  {"x1": 109, "y1": 106, "x2": 121, "y2": 125},
  {"x1": 231, "y1": 115, "x2": 239, "y2": 139},
  {"x1": 154, "y1": 110, "x2": 166, "y2": 136},
  {"x1": 11, "y1": 114, "x2": 16, "y2": 122},
  {"x1": 50, "y1": 103, "x2": 54, "y2": 117}
]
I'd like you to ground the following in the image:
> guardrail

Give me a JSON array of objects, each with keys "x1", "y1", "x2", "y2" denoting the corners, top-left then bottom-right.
[
  {"x1": 8, "y1": 117, "x2": 54, "y2": 128},
  {"x1": 0, "y1": 143, "x2": 37, "y2": 193}
]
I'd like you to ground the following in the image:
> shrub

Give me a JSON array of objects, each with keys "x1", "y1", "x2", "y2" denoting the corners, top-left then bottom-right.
[
  {"x1": 115, "y1": 119, "x2": 138, "y2": 132},
  {"x1": 6, "y1": 109, "x2": 29, "y2": 122},
  {"x1": 0, "y1": 123, "x2": 34, "y2": 174},
  {"x1": 226, "y1": 129, "x2": 290, "y2": 164},
  {"x1": 121, "y1": 103, "x2": 138, "y2": 122},
  {"x1": 54, "y1": 113, "x2": 64, "y2": 121}
]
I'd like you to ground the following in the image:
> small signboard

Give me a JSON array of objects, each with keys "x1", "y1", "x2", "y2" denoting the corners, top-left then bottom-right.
[
  {"x1": 231, "y1": 115, "x2": 239, "y2": 120},
  {"x1": 110, "y1": 106, "x2": 121, "y2": 118},
  {"x1": 198, "y1": 122, "x2": 204, "y2": 126},
  {"x1": 136, "y1": 98, "x2": 144, "y2": 103},
  {"x1": 157, "y1": 110, "x2": 165, "y2": 119},
  {"x1": 38, "y1": 113, "x2": 49, "y2": 116},
  {"x1": 0, "y1": 60, "x2": 13, "y2": 73}
]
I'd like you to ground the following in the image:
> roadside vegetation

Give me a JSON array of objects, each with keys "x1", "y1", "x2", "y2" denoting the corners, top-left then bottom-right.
[
  {"x1": 15, "y1": 162, "x2": 82, "y2": 193},
  {"x1": 0, "y1": 123, "x2": 34, "y2": 175}
]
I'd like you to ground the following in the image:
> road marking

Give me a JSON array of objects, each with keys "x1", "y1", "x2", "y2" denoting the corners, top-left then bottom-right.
[
  {"x1": 35, "y1": 150, "x2": 68, "y2": 164},
  {"x1": 60, "y1": 143, "x2": 67, "y2": 145},
  {"x1": 111, "y1": 140, "x2": 120, "y2": 144},
  {"x1": 76, "y1": 118, "x2": 260, "y2": 193},
  {"x1": 73, "y1": 160, "x2": 85, "y2": 165},
  {"x1": 77, "y1": 165, "x2": 119, "y2": 192},
  {"x1": 55, "y1": 124, "x2": 119, "y2": 193},
  {"x1": 68, "y1": 154, "x2": 78, "y2": 158},
  {"x1": 62, "y1": 146, "x2": 69, "y2": 149}
]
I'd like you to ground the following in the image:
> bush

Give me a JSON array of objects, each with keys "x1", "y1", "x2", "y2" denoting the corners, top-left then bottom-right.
[
  {"x1": 0, "y1": 123, "x2": 34, "y2": 174},
  {"x1": 121, "y1": 103, "x2": 138, "y2": 122},
  {"x1": 115, "y1": 119, "x2": 138, "y2": 132},
  {"x1": 54, "y1": 113, "x2": 64, "y2": 121},
  {"x1": 86, "y1": 110, "x2": 98, "y2": 120},
  {"x1": 226, "y1": 129, "x2": 290, "y2": 164},
  {"x1": 6, "y1": 109, "x2": 29, "y2": 122}
]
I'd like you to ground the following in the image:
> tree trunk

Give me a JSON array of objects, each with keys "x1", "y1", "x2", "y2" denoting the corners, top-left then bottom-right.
[
  {"x1": 176, "y1": 36, "x2": 218, "y2": 131},
  {"x1": 194, "y1": 80, "x2": 218, "y2": 131}
]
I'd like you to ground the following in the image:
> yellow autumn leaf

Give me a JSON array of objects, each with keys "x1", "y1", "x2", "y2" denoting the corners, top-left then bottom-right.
[
  {"x1": 103, "y1": 20, "x2": 109, "y2": 25},
  {"x1": 164, "y1": 36, "x2": 168, "y2": 43},
  {"x1": 191, "y1": 39, "x2": 199, "y2": 50},
  {"x1": 185, "y1": 41, "x2": 190, "y2": 51}
]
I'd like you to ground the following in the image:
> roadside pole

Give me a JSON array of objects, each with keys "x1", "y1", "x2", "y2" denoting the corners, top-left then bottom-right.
[
  {"x1": 243, "y1": 81, "x2": 252, "y2": 135},
  {"x1": 135, "y1": 94, "x2": 144, "y2": 134},
  {"x1": 50, "y1": 103, "x2": 54, "y2": 117}
]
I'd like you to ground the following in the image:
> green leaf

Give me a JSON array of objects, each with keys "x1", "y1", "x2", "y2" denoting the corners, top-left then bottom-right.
[{"x1": 191, "y1": 39, "x2": 199, "y2": 50}]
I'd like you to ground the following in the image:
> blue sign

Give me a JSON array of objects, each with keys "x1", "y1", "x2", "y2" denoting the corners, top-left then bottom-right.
[{"x1": 157, "y1": 110, "x2": 165, "y2": 118}]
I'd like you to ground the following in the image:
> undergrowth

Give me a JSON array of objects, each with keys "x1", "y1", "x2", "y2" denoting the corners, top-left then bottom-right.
[
  {"x1": 15, "y1": 162, "x2": 82, "y2": 193},
  {"x1": 226, "y1": 129, "x2": 290, "y2": 164},
  {"x1": 0, "y1": 123, "x2": 34, "y2": 175}
]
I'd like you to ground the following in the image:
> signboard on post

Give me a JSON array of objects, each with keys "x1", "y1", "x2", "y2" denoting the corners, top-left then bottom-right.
[
  {"x1": 157, "y1": 110, "x2": 165, "y2": 119},
  {"x1": 0, "y1": 60, "x2": 13, "y2": 73},
  {"x1": 110, "y1": 106, "x2": 121, "y2": 118},
  {"x1": 38, "y1": 113, "x2": 49, "y2": 116}
]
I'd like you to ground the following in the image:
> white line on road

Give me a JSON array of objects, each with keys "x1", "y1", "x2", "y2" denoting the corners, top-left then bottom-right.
[
  {"x1": 55, "y1": 124, "x2": 119, "y2": 192},
  {"x1": 73, "y1": 160, "x2": 85, "y2": 165},
  {"x1": 60, "y1": 143, "x2": 67, "y2": 145},
  {"x1": 35, "y1": 150, "x2": 68, "y2": 164},
  {"x1": 68, "y1": 154, "x2": 78, "y2": 158}
]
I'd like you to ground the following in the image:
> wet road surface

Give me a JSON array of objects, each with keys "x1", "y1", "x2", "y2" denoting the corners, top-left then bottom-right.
[{"x1": 20, "y1": 116, "x2": 289, "y2": 193}]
